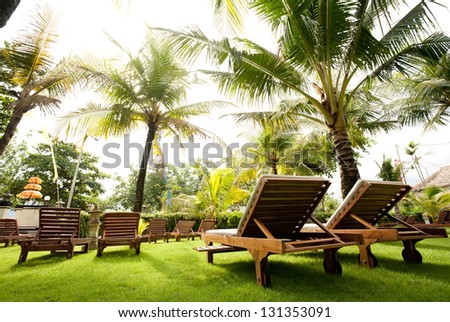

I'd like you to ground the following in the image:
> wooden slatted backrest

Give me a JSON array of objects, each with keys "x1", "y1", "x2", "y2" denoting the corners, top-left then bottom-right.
[
  {"x1": 237, "y1": 175, "x2": 331, "y2": 239},
  {"x1": 148, "y1": 218, "x2": 167, "y2": 235},
  {"x1": 102, "y1": 212, "x2": 140, "y2": 239},
  {"x1": 436, "y1": 209, "x2": 450, "y2": 224},
  {"x1": 197, "y1": 219, "x2": 216, "y2": 233},
  {"x1": 173, "y1": 220, "x2": 196, "y2": 234},
  {"x1": 328, "y1": 180, "x2": 412, "y2": 230},
  {"x1": 38, "y1": 207, "x2": 81, "y2": 240},
  {"x1": 0, "y1": 218, "x2": 19, "y2": 236}
]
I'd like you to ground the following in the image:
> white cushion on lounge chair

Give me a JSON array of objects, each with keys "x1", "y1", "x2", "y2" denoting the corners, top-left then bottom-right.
[{"x1": 205, "y1": 228, "x2": 237, "y2": 236}]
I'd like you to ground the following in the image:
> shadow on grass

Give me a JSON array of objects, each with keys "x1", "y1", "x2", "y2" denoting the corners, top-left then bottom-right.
[
  {"x1": 297, "y1": 248, "x2": 450, "y2": 286},
  {"x1": 211, "y1": 250, "x2": 450, "y2": 301},
  {"x1": 92, "y1": 249, "x2": 143, "y2": 260},
  {"x1": 12, "y1": 252, "x2": 84, "y2": 268}
]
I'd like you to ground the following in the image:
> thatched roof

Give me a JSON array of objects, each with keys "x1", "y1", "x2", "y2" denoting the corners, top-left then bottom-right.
[
  {"x1": 0, "y1": 0, "x2": 20, "y2": 28},
  {"x1": 413, "y1": 165, "x2": 450, "y2": 191}
]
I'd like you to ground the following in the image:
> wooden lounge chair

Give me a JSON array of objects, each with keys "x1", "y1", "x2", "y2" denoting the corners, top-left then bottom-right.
[
  {"x1": 0, "y1": 218, "x2": 33, "y2": 247},
  {"x1": 413, "y1": 208, "x2": 450, "y2": 228},
  {"x1": 303, "y1": 179, "x2": 448, "y2": 268},
  {"x1": 196, "y1": 175, "x2": 362, "y2": 287},
  {"x1": 190, "y1": 219, "x2": 216, "y2": 240},
  {"x1": 145, "y1": 218, "x2": 168, "y2": 243},
  {"x1": 166, "y1": 220, "x2": 196, "y2": 242},
  {"x1": 96, "y1": 212, "x2": 142, "y2": 256},
  {"x1": 18, "y1": 207, "x2": 91, "y2": 262}
]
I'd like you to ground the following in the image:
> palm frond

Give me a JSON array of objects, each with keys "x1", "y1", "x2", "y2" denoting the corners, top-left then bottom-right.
[
  {"x1": 9, "y1": 5, "x2": 60, "y2": 86},
  {"x1": 10, "y1": 95, "x2": 60, "y2": 114},
  {"x1": 55, "y1": 102, "x2": 142, "y2": 139},
  {"x1": 164, "y1": 100, "x2": 234, "y2": 119},
  {"x1": 213, "y1": 0, "x2": 248, "y2": 35}
]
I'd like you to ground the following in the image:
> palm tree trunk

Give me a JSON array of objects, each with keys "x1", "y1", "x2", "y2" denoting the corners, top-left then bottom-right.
[
  {"x1": 133, "y1": 123, "x2": 156, "y2": 212},
  {"x1": 330, "y1": 128, "x2": 360, "y2": 198},
  {"x1": 271, "y1": 162, "x2": 278, "y2": 174},
  {"x1": 0, "y1": 108, "x2": 27, "y2": 157}
]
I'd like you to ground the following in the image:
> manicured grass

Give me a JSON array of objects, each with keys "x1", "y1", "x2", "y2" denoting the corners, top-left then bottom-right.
[{"x1": 1, "y1": 234, "x2": 449, "y2": 302}]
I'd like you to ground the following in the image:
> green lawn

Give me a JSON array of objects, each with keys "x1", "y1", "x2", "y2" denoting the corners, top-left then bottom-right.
[{"x1": 1, "y1": 235, "x2": 450, "y2": 302}]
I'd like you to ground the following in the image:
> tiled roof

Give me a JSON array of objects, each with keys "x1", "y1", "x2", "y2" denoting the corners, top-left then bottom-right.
[{"x1": 413, "y1": 165, "x2": 450, "y2": 191}]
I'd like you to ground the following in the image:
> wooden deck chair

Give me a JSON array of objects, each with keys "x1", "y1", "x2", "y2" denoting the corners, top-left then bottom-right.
[
  {"x1": 0, "y1": 218, "x2": 33, "y2": 247},
  {"x1": 18, "y1": 207, "x2": 90, "y2": 262},
  {"x1": 166, "y1": 220, "x2": 196, "y2": 242},
  {"x1": 413, "y1": 208, "x2": 450, "y2": 228},
  {"x1": 303, "y1": 180, "x2": 448, "y2": 268},
  {"x1": 436, "y1": 209, "x2": 450, "y2": 224},
  {"x1": 195, "y1": 175, "x2": 362, "y2": 287},
  {"x1": 97, "y1": 212, "x2": 142, "y2": 256},
  {"x1": 143, "y1": 218, "x2": 168, "y2": 243},
  {"x1": 191, "y1": 219, "x2": 216, "y2": 240}
]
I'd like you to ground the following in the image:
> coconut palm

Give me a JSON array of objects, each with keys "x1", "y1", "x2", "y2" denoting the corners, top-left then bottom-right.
[
  {"x1": 196, "y1": 167, "x2": 248, "y2": 219},
  {"x1": 247, "y1": 129, "x2": 295, "y2": 175},
  {"x1": 0, "y1": 6, "x2": 74, "y2": 157},
  {"x1": 153, "y1": 0, "x2": 450, "y2": 197},
  {"x1": 376, "y1": 155, "x2": 402, "y2": 182},
  {"x1": 61, "y1": 32, "x2": 230, "y2": 212}
]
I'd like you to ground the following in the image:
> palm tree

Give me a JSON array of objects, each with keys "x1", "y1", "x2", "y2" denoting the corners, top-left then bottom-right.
[
  {"x1": 247, "y1": 129, "x2": 294, "y2": 175},
  {"x1": 376, "y1": 155, "x2": 402, "y2": 182},
  {"x1": 386, "y1": 52, "x2": 450, "y2": 131},
  {"x1": 62, "y1": 32, "x2": 230, "y2": 212},
  {"x1": 231, "y1": 111, "x2": 337, "y2": 182},
  {"x1": 0, "y1": 6, "x2": 74, "y2": 157},
  {"x1": 196, "y1": 167, "x2": 248, "y2": 219},
  {"x1": 153, "y1": 0, "x2": 450, "y2": 197}
]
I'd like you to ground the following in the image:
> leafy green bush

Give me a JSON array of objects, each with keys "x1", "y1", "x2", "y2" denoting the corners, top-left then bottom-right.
[
  {"x1": 79, "y1": 211, "x2": 90, "y2": 238},
  {"x1": 214, "y1": 211, "x2": 243, "y2": 229}
]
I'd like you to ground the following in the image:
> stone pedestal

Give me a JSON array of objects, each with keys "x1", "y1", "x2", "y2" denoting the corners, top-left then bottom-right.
[
  {"x1": 15, "y1": 207, "x2": 40, "y2": 228},
  {"x1": 87, "y1": 210, "x2": 103, "y2": 250}
]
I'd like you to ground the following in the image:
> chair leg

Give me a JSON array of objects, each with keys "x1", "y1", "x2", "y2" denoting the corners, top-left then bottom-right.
[
  {"x1": 207, "y1": 251, "x2": 214, "y2": 263},
  {"x1": 67, "y1": 246, "x2": 75, "y2": 259},
  {"x1": 135, "y1": 242, "x2": 141, "y2": 255},
  {"x1": 249, "y1": 250, "x2": 271, "y2": 287},
  {"x1": 96, "y1": 245, "x2": 104, "y2": 257},
  {"x1": 18, "y1": 249, "x2": 28, "y2": 263},
  {"x1": 358, "y1": 244, "x2": 378, "y2": 268},
  {"x1": 323, "y1": 248, "x2": 343, "y2": 275}
]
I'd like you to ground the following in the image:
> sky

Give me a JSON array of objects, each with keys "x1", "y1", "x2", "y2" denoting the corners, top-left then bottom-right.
[{"x1": 2, "y1": 0, "x2": 450, "y2": 198}]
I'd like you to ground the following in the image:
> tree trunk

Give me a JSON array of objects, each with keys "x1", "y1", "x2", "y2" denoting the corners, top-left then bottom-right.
[
  {"x1": 330, "y1": 128, "x2": 360, "y2": 198},
  {"x1": 271, "y1": 162, "x2": 278, "y2": 174},
  {"x1": 0, "y1": 108, "x2": 27, "y2": 157},
  {"x1": 133, "y1": 123, "x2": 156, "y2": 212}
]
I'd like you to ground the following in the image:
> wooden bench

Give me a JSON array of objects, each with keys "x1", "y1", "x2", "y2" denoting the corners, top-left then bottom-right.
[
  {"x1": 0, "y1": 218, "x2": 33, "y2": 247},
  {"x1": 18, "y1": 207, "x2": 90, "y2": 262}
]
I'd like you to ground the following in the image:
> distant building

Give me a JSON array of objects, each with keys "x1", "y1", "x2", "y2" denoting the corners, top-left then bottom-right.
[{"x1": 413, "y1": 165, "x2": 450, "y2": 191}]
